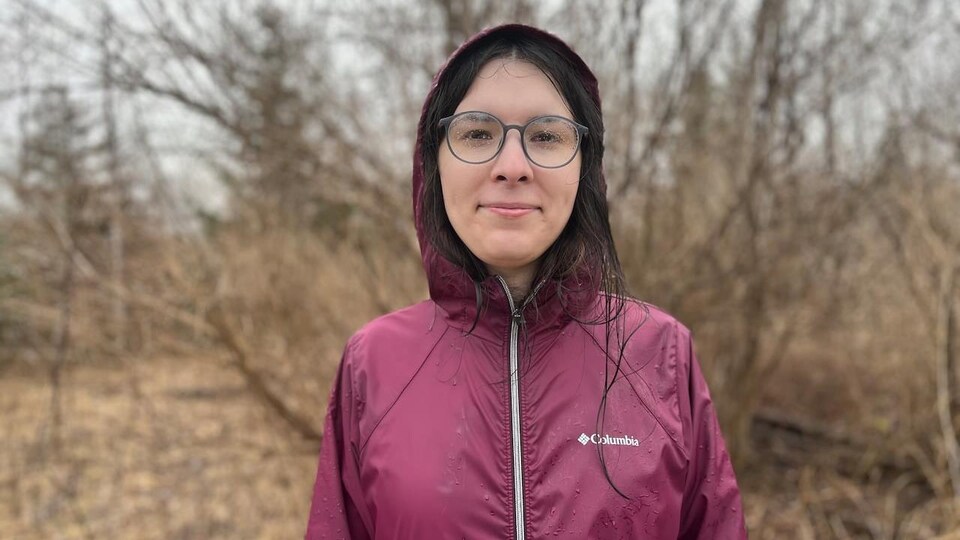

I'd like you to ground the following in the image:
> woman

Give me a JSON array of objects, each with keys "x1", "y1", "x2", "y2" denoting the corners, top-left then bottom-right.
[{"x1": 306, "y1": 24, "x2": 746, "y2": 539}]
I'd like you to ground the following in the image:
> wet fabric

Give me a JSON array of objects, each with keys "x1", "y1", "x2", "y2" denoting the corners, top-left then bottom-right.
[{"x1": 306, "y1": 24, "x2": 747, "y2": 540}]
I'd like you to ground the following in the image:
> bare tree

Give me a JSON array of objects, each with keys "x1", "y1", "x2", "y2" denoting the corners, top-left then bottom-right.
[{"x1": 15, "y1": 87, "x2": 94, "y2": 449}]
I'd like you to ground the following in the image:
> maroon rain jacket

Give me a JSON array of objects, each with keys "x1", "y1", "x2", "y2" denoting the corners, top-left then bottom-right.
[{"x1": 306, "y1": 24, "x2": 747, "y2": 540}]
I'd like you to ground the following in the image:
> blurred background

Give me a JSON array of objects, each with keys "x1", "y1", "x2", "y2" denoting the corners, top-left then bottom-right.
[{"x1": 1, "y1": 0, "x2": 959, "y2": 538}]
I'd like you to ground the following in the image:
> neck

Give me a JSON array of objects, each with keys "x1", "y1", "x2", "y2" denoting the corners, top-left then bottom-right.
[{"x1": 490, "y1": 264, "x2": 536, "y2": 305}]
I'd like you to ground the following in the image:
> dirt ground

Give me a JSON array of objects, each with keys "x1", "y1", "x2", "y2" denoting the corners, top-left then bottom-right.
[
  {"x1": 0, "y1": 357, "x2": 318, "y2": 539},
  {"x1": 1, "y1": 357, "x2": 957, "y2": 539}
]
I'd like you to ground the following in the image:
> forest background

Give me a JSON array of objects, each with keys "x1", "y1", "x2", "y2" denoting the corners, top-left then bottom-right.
[{"x1": 1, "y1": 0, "x2": 960, "y2": 538}]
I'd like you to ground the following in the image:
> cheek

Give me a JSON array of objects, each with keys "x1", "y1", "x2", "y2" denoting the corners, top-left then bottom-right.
[
  {"x1": 437, "y1": 153, "x2": 455, "y2": 204},
  {"x1": 439, "y1": 146, "x2": 488, "y2": 202},
  {"x1": 437, "y1": 157, "x2": 472, "y2": 223},
  {"x1": 550, "y1": 175, "x2": 580, "y2": 223}
]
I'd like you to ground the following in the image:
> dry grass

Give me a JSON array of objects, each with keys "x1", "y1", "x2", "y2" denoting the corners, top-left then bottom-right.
[
  {"x1": 0, "y1": 346, "x2": 957, "y2": 539},
  {"x1": 0, "y1": 357, "x2": 319, "y2": 539}
]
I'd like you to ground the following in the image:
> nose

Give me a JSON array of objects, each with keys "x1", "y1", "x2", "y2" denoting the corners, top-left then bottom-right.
[{"x1": 492, "y1": 129, "x2": 532, "y2": 182}]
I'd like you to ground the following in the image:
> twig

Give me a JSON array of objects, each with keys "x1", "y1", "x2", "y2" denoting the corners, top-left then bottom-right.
[{"x1": 206, "y1": 304, "x2": 322, "y2": 442}]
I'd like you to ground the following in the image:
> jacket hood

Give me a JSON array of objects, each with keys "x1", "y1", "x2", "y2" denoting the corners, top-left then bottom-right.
[{"x1": 411, "y1": 24, "x2": 605, "y2": 327}]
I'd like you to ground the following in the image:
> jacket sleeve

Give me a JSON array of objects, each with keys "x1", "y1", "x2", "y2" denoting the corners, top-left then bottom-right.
[
  {"x1": 305, "y1": 344, "x2": 373, "y2": 540},
  {"x1": 676, "y1": 327, "x2": 748, "y2": 539}
]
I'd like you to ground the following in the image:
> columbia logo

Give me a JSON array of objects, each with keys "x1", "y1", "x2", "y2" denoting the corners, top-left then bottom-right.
[{"x1": 578, "y1": 433, "x2": 640, "y2": 447}]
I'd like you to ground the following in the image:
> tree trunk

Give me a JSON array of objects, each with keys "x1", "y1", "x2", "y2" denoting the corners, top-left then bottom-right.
[{"x1": 936, "y1": 262, "x2": 960, "y2": 497}]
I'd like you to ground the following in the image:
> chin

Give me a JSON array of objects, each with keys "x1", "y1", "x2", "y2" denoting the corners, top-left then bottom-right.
[
  {"x1": 477, "y1": 251, "x2": 540, "y2": 274},
  {"x1": 476, "y1": 238, "x2": 539, "y2": 261}
]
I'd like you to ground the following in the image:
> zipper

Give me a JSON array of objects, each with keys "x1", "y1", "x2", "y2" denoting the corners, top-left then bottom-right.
[{"x1": 496, "y1": 276, "x2": 525, "y2": 540}]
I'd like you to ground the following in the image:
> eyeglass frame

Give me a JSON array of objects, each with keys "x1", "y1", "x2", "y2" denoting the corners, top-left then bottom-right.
[{"x1": 438, "y1": 111, "x2": 589, "y2": 169}]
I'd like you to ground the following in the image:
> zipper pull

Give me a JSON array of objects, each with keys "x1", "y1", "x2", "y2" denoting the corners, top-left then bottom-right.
[{"x1": 512, "y1": 309, "x2": 523, "y2": 325}]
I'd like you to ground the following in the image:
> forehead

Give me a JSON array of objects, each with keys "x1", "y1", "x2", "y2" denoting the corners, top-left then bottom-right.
[{"x1": 454, "y1": 59, "x2": 572, "y2": 119}]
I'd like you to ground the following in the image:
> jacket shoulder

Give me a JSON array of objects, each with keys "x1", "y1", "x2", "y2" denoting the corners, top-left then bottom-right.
[
  {"x1": 344, "y1": 300, "x2": 445, "y2": 364},
  {"x1": 592, "y1": 296, "x2": 693, "y2": 343},
  {"x1": 619, "y1": 299, "x2": 696, "y2": 380},
  {"x1": 642, "y1": 301, "x2": 694, "y2": 342}
]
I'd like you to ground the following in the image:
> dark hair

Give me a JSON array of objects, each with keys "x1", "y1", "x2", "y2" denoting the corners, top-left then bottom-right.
[{"x1": 419, "y1": 29, "x2": 647, "y2": 499}]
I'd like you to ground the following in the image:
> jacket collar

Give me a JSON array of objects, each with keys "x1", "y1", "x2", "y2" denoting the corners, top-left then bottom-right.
[{"x1": 428, "y1": 248, "x2": 599, "y2": 341}]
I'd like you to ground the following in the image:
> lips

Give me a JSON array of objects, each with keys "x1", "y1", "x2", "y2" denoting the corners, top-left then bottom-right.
[{"x1": 480, "y1": 202, "x2": 539, "y2": 218}]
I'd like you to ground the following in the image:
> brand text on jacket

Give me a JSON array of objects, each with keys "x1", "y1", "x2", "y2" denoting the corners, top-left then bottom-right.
[{"x1": 577, "y1": 433, "x2": 640, "y2": 446}]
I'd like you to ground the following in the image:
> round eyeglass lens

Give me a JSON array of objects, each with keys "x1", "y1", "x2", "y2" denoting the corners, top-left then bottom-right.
[
  {"x1": 524, "y1": 116, "x2": 580, "y2": 168},
  {"x1": 447, "y1": 113, "x2": 504, "y2": 164}
]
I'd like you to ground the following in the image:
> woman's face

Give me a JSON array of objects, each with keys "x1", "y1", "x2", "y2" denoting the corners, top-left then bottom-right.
[{"x1": 438, "y1": 59, "x2": 581, "y2": 281}]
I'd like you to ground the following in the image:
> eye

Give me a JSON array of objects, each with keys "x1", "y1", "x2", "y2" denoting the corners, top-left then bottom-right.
[
  {"x1": 527, "y1": 117, "x2": 577, "y2": 148},
  {"x1": 459, "y1": 129, "x2": 494, "y2": 141},
  {"x1": 449, "y1": 113, "x2": 501, "y2": 146},
  {"x1": 528, "y1": 130, "x2": 564, "y2": 144}
]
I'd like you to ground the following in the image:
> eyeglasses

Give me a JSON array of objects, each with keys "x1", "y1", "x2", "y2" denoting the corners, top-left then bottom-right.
[{"x1": 438, "y1": 111, "x2": 588, "y2": 169}]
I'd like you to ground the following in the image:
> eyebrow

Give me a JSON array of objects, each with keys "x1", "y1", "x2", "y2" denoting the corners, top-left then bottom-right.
[
  {"x1": 528, "y1": 115, "x2": 565, "y2": 123},
  {"x1": 458, "y1": 112, "x2": 497, "y2": 121}
]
